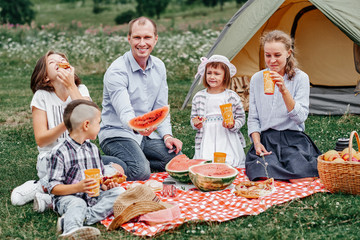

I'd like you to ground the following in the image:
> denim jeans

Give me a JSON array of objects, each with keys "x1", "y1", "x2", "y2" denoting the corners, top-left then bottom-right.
[
  {"x1": 55, "y1": 187, "x2": 125, "y2": 234},
  {"x1": 100, "y1": 136, "x2": 178, "y2": 181}
]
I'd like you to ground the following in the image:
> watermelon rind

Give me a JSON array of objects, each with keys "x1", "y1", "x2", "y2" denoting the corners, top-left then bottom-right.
[
  {"x1": 165, "y1": 158, "x2": 210, "y2": 183},
  {"x1": 189, "y1": 163, "x2": 238, "y2": 192},
  {"x1": 128, "y1": 105, "x2": 170, "y2": 131}
]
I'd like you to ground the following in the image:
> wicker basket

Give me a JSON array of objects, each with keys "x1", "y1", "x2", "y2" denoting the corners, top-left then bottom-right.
[{"x1": 317, "y1": 131, "x2": 360, "y2": 195}]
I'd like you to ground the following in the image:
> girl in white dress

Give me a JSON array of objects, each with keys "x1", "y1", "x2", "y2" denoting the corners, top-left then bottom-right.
[{"x1": 191, "y1": 55, "x2": 246, "y2": 167}]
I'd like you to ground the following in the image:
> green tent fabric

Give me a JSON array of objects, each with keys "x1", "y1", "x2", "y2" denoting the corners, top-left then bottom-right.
[
  {"x1": 182, "y1": 0, "x2": 360, "y2": 115},
  {"x1": 310, "y1": 0, "x2": 360, "y2": 45}
]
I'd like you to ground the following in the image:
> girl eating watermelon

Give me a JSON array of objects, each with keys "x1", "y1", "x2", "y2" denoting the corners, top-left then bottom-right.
[{"x1": 191, "y1": 55, "x2": 246, "y2": 167}]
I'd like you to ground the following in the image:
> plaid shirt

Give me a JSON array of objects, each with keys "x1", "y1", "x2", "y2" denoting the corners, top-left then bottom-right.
[
  {"x1": 190, "y1": 88, "x2": 246, "y2": 152},
  {"x1": 47, "y1": 135, "x2": 105, "y2": 207}
]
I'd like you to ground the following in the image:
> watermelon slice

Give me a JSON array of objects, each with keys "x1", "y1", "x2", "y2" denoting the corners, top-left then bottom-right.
[
  {"x1": 165, "y1": 154, "x2": 210, "y2": 183},
  {"x1": 189, "y1": 163, "x2": 238, "y2": 192},
  {"x1": 128, "y1": 105, "x2": 170, "y2": 131}
]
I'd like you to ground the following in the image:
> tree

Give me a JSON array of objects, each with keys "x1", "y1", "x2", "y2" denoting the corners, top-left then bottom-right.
[
  {"x1": 235, "y1": 0, "x2": 247, "y2": 7},
  {"x1": 93, "y1": 0, "x2": 104, "y2": 14},
  {"x1": 202, "y1": 0, "x2": 217, "y2": 7},
  {"x1": 115, "y1": 10, "x2": 137, "y2": 25},
  {"x1": 202, "y1": 0, "x2": 232, "y2": 11},
  {"x1": 0, "y1": 0, "x2": 35, "y2": 25},
  {"x1": 136, "y1": 0, "x2": 169, "y2": 19}
]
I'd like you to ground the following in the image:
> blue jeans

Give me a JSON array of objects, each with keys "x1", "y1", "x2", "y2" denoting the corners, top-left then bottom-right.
[
  {"x1": 55, "y1": 187, "x2": 125, "y2": 234},
  {"x1": 100, "y1": 137, "x2": 178, "y2": 181}
]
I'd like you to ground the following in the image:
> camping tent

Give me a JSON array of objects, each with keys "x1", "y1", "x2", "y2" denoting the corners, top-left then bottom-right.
[{"x1": 182, "y1": 0, "x2": 360, "y2": 115}]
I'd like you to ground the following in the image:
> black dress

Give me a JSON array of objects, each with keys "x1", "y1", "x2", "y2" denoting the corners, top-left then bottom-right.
[{"x1": 245, "y1": 129, "x2": 321, "y2": 181}]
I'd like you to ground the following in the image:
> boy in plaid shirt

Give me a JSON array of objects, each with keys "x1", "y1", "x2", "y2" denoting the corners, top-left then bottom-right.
[{"x1": 47, "y1": 99, "x2": 125, "y2": 239}]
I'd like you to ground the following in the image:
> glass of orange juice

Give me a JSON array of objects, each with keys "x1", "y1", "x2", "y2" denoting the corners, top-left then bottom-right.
[
  {"x1": 214, "y1": 152, "x2": 227, "y2": 163},
  {"x1": 263, "y1": 71, "x2": 275, "y2": 95},
  {"x1": 84, "y1": 168, "x2": 101, "y2": 197},
  {"x1": 219, "y1": 103, "x2": 234, "y2": 125}
]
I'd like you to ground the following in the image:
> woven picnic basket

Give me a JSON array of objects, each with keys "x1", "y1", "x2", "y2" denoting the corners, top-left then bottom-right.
[{"x1": 317, "y1": 131, "x2": 360, "y2": 195}]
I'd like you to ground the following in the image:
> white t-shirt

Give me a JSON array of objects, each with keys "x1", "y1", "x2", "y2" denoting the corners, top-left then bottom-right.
[{"x1": 30, "y1": 84, "x2": 90, "y2": 157}]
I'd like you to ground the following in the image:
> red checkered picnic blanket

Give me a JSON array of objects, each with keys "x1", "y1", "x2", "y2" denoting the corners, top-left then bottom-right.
[{"x1": 101, "y1": 169, "x2": 328, "y2": 236}]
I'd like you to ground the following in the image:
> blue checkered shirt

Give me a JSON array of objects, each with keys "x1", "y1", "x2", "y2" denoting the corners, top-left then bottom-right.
[{"x1": 47, "y1": 135, "x2": 105, "y2": 206}]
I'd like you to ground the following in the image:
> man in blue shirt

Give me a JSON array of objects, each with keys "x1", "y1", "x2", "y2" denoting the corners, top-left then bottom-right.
[{"x1": 99, "y1": 17, "x2": 182, "y2": 181}]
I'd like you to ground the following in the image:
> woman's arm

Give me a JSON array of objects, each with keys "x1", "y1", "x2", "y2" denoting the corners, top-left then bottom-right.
[
  {"x1": 32, "y1": 107, "x2": 67, "y2": 147},
  {"x1": 270, "y1": 71, "x2": 295, "y2": 112},
  {"x1": 251, "y1": 132, "x2": 271, "y2": 156},
  {"x1": 271, "y1": 71, "x2": 309, "y2": 124}
]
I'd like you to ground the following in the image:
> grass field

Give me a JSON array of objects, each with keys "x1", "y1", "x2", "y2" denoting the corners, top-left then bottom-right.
[{"x1": 1, "y1": 0, "x2": 360, "y2": 239}]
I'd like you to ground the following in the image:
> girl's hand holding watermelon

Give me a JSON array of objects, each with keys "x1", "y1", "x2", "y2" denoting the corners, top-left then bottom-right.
[{"x1": 192, "y1": 116, "x2": 206, "y2": 129}]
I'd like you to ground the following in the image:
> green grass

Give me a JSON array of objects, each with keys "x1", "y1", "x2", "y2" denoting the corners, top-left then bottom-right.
[
  {"x1": 1, "y1": 1, "x2": 360, "y2": 239},
  {"x1": 30, "y1": 0, "x2": 238, "y2": 33}
]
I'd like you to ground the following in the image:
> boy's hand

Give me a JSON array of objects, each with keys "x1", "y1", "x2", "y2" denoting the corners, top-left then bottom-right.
[
  {"x1": 101, "y1": 181, "x2": 119, "y2": 191},
  {"x1": 101, "y1": 171, "x2": 127, "y2": 191},
  {"x1": 78, "y1": 178, "x2": 98, "y2": 196}
]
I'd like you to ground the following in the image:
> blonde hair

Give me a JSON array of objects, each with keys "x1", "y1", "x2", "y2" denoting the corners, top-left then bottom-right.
[
  {"x1": 261, "y1": 30, "x2": 298, "y2": 80},
  {"x1": 128, "y1": 16, "x2": 157, "y2": 36}
]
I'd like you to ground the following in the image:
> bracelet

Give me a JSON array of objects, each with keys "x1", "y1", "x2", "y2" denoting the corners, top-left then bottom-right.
[{"x1": 164, "y1": 136, "x2": 173, "y2": 144}]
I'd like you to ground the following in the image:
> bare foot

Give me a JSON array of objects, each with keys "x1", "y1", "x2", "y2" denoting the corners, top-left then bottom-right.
[{"x1": 289, "y1": 177, "x2": 317, "y2": 183}]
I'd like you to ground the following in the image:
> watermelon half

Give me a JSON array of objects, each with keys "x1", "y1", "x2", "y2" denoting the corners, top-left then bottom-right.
[
  {"x1": 189, "y1": 163, "x2": 238, "y2": 192},
  {"x1": 128, "y1": 105, "x2": 170, "y2": 131},
  {"x1": 165, "y1": 154, "x2": 210, "y2": 183}
]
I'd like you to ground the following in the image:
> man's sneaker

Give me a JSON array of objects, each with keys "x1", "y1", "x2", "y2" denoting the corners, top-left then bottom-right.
[
  {"x1": 33, "y1": 192, "x2": 52, "y2": 212},
  {"x1": 11, "y1": 180, "x2": 43, "y2": 206},
  {"x1": 57, "y1": 215, "x2": 65, "y2": 234},
  {"x1": 59, "y1": 226, "x2": 101, "y2": 240}
]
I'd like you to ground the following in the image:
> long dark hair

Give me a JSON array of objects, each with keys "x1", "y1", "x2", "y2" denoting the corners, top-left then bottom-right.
[{"x1": 30, "y1": 50, "x2": 81, "y2": 93}]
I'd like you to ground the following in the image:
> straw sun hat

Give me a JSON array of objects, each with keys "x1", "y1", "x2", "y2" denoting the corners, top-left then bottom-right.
[
  {"x1": 107, "y1": 184, "x2": 173, "y2": 231},
  {"x1": 195, "y1": 55, "x2": 237, "y2": 79}
]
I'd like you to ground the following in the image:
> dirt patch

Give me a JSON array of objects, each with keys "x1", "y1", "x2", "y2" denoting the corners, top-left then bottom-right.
[{"x1": 0, "y1": 110, "x2": 32, "y2": 127}]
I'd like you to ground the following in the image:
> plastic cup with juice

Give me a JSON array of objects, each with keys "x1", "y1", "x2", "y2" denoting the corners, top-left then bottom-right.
[
  {"x1": 84, "y1": 168, "x2": 101, "y2": 197},
  {"x1": 214, "y1": 152, "x2": 227, "y2": 163},
  {"x1": 219, "y1": 103, "x2": 234, "y2": 125},
  {"x1": 263, "y1": 71, "x2": 276, "y2": 95}
]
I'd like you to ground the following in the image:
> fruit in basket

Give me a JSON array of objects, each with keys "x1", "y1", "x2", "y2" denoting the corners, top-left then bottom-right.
[
  {"x1": 341, "y1": 153, "x2": 358, "y2": 161},
  {"x1": 188, "y1": 163, "x2": 238, "y2": 192},
  {"x1": 323, "y1": 150, "x2": 341, "y2": 161},
  {"x1": 340, "y1": 147, "x2": 356, "y2": 157},
  {"x1": 165, "y1": 154, "x2": 210, "y2": 183},
  {"x1": 353, "y1": 152, "x2": 360, "y2": 161},
  {"x1": 332, "y1": 158, "x2": 345, "y2": 163}
]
